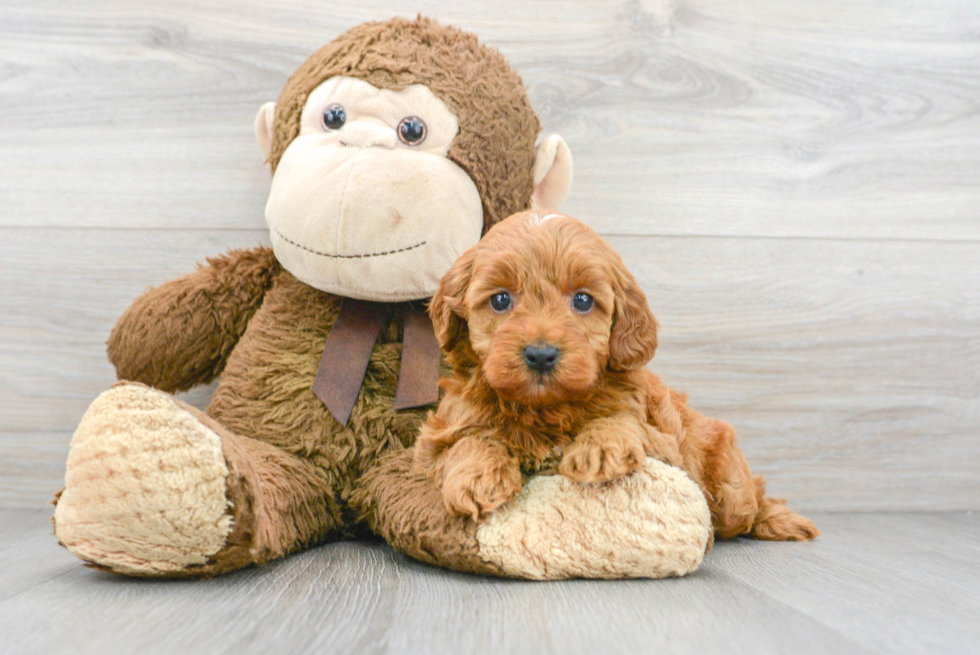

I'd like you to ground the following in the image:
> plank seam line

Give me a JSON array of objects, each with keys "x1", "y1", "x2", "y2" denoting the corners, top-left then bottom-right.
[{"x1": 705, "y1": 565, "x2": 880, "y2": 654}]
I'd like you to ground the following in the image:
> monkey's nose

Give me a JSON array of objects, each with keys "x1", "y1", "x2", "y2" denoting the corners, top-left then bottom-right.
[
  {"x1": 338, "y1": 123, "x2": 398, "y2": 149},
  {"x1": 523, "y1": 344, "x2": 560, "y2": 374}
]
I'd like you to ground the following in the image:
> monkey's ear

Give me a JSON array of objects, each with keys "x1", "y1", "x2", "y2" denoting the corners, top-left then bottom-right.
[
  {"x1": 608, "y1": 260, "x2": 659, "y2": 371},
  {"x1": 531, "y1": 135, "x2": 573, "y2": 210},
  {"x1": 254, "y1": 102, "x2": 277, "y2": 163},
  {"x1": 428, "y1": 248, "x2": 476, "y2": 352}
]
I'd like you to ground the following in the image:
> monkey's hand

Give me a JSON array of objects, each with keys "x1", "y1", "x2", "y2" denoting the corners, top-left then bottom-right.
[{"x1": 108, "y1": 247, "x2": 280, "y2": 392}]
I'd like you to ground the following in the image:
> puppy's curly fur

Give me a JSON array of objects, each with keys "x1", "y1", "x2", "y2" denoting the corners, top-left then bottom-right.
[{"x1": 415, "y1": 211, "x2": 818, "y2": 542}]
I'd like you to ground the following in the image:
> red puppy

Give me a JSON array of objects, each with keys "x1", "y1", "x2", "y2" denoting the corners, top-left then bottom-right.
[{"x1": 415, "y1": 211, "x2": 818, "y2": 541}]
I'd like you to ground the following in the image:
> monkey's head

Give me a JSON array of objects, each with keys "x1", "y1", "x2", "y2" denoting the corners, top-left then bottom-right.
[{"x1": 254, "y1": 17, "x2": 573, "y2": 302}]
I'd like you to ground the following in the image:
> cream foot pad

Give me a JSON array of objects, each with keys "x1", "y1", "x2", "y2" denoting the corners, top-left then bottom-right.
[
  {"x1": 476, "y1": 458, "x2": 712, "y2": 579},
  {"x1": 53, "y1": 383, "x2": 232, "y2": 575}
]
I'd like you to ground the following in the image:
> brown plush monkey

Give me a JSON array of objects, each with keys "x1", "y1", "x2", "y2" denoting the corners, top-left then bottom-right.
[{"x1": 52, "y1": 17, "x2": 711, "y2": 580}]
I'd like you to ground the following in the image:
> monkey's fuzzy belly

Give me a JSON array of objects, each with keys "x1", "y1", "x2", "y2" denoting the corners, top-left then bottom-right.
[{"x1": 206, "y1": 270, "x2": 432, "y2": 502}]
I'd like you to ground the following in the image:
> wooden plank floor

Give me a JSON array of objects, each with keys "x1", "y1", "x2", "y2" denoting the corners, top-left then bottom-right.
[{"x1": 1, "y1": 509, "x2": 977, "y2": 655}]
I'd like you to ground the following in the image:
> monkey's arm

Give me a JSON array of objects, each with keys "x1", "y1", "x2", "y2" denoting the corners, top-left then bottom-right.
[{"x1": 107, "y1": 247, "x2": 280, "y2": 393}]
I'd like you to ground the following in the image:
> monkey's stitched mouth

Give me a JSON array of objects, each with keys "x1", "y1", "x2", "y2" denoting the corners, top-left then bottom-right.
[{"x1": 273, "y1": 228, "x2": 426, "y2": 259}]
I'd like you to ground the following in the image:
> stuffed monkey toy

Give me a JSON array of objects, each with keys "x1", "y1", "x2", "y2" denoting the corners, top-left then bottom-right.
[{"x1": 52, "y1": 17, "x2": 711, "y2": 580}]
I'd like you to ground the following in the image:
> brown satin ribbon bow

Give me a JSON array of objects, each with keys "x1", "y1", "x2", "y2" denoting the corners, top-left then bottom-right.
[{"x1": 312, "y1": 298, "x2": 442, "y2": 426}]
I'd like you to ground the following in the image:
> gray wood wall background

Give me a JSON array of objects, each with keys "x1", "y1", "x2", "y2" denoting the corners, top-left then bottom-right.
[{"x1": 1, "y1": 0, "x2": 977, "y2": 511}]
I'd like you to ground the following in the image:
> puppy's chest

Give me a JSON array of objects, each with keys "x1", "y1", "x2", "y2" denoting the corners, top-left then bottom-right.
[{"x1": 504, "y1": 413, "x2": 590, "y2": 474}]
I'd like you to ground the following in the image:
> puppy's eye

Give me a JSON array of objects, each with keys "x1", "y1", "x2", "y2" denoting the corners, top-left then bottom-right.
[
  {"x1": 322, "y1": 104, "x2": 346, "y2": 130},
  {"x1": 489, "y1": 292, "x2": 512, "y2": 313},
  {"x1": 397, "y1": 116, "x2": 427, "y2": 145},
  {"x1": 572, "y1": 292, "x2": 594, "y2": 313}
]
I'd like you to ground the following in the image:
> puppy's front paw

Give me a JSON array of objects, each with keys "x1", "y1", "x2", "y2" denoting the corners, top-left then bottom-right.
[
  {"x1": 559, "y1": 433, "x2": 645, "y2": 484},
  {"x1": 441, "y1": 459, "x2": 523, "y2": 521}
]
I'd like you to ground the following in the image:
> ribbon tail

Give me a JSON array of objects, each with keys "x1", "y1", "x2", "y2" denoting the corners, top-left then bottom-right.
[
  {"x1": 312, "y1": 299, "x2": 387, "y2": 426},
  {"x1": 393, "y1": 306, "x2": 442, "y2": 410}
]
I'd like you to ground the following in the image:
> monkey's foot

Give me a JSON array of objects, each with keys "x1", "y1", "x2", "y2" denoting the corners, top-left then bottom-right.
[{"x1": 53, "y1": 383, "x2": 233, "y2": 576}]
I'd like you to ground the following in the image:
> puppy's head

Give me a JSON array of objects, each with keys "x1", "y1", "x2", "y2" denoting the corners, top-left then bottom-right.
[{"x1": 429, "y1": 211, "x2": 658, "y2": 405}]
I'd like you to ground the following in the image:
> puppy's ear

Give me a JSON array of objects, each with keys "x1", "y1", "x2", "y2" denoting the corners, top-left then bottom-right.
[
  {"x1": 608, "y1": 259, "x2": 659, "y2": 371},
  {"x1": 428, "y1": 248, "x2": 476, "y2": 352}
]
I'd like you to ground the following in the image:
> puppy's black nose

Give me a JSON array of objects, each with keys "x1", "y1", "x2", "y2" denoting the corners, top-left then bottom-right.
[{"x1": 523, "y1": 344, "x2": 560, "y2": 374}]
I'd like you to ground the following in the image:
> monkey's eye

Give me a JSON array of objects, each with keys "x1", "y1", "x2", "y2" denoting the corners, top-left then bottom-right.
[
  {"x1": 572, "y1": 292, "x2": 594, "y2": 313},
  {"x1": 489, "y1": 292, "x2": 512, "y2": 313},
  {"x1": 322, "y1": 104, "x2": 346, "y2": 130},
  {"x1": 397, "y1": 116, "x2": 427, "y2": 145}
]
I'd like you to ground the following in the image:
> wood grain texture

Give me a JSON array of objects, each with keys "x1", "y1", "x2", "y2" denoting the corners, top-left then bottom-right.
[
  {"x1": 0, "y1": 509, "x2": 78, "y2": 603},
  {"x1": 709, "y1": 513, "x2": 980, "y2": 655},
  {"x1": 0, "y1": 0, "x2": 977, "y2": 238},
  {"x1": 1, "y1": 510, "x2": 978, "y2": 655},
  {"x1": 1, "y1": 229, "x2": 977, "y2": 510},
  {"x1": 1, "y1": 0, "x2": 979, "y2": 511}
]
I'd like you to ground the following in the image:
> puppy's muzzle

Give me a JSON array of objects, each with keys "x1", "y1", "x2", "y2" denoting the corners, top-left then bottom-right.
[{"x1": 523, "y1": 344, "x2": 560, "y2": 374}]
